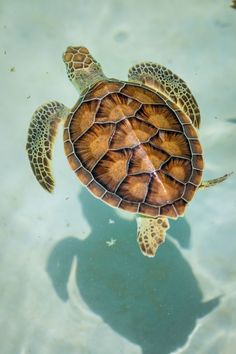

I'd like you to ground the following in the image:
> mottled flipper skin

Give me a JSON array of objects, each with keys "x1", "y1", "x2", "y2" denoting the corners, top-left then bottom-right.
[
  {"x1": 26, "y1": 101, "x2": 69, "y2": 192},
  {"x1": 128, "y1": 62, "x2": 201, "y2": 128},
  {"x1": 199, "y1": 173, "x2": 233, "y2": 189},
  {"x1": 137, "y1": 217, "x2": 169, "y2": 257}
]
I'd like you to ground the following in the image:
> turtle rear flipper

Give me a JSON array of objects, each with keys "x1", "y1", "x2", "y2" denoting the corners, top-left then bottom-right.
[
  {"x1": 26, "y1": 101, "x2": 69, "y2": 192},
  {"x1": 136, "y1": 216, "x2": 169, "y2": 257},
  {"x1": 199, "y1": 172, "x2": 233, "y2": 189},
  {"x1": 128, "y1": 62, "x2": 201, "y2": 128}
]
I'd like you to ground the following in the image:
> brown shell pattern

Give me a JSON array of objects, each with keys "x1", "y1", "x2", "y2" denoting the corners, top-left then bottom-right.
[{"x1": 64, "y1": 80, "x2": 204, "y2": 218}]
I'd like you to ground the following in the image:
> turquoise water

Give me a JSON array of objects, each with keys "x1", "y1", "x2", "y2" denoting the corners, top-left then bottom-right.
[{"x1": 1, "y1": 0, "x2": 236, "y2": 353}]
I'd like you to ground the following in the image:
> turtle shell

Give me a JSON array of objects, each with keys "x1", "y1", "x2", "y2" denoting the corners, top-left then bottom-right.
[{"x1": 64, "y1": 80, "x2": 204, "y2": 218}]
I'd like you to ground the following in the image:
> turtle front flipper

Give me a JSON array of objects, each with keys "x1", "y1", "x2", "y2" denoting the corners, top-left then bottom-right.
[
  {"x1": 128, "y1": 62, "x2": 201, "y2": 128},
  {"x1": 26, "y1": 101, "x2": 69, "y2": 192},
  {"x1": 136, "y1": 216, "x2": 169, "y2": 257},
  {"x1": 199, "y1": 172, "x2": 233, "y2": 189}
]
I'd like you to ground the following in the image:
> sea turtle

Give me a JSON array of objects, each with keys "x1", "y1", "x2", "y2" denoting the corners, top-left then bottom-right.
[{"x1": 26, "y1": 46, "x2": 230, "y2": 257}]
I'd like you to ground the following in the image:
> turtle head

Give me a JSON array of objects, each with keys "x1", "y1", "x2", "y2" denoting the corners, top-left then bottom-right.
[{"x1": 63, "y1": 46, "x2": 106, "y2": 93}]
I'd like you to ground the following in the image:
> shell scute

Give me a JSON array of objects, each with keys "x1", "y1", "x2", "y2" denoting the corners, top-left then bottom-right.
[
  {"x1": 173, "y1": 199, "x2": 188, "y2": 216},
  {"x1": 117, "y1": 174, "x2": 151, "y2": 203},
  {"x1": 160, "y1": 204, "x2": 178, "y2": 218},
  {"x1": 139, "y1": 204, "x2": 160, "y2": 217},
  {"x1": 92, "y1": 149, "x2": 131, "y2": 192},
  {"x1": 182, "y1": 183, "x2": 197, "y2": 201},
  {"x1": 85, "y1": 80, "x2": 124, "y2": 100},
  {"x1": 102, "y1": 191, "x2": 121, "y2": 207},
  {"x1": 129, "y1": 144, "x2": 169, "y2": 174},
  {"x1": 119, "y1": 200, "x2": 139, "y2": 213},
  {"x1": 87, "y1": 180, "x2": 106, "y2": 197},
  {"x1": 69, "y1": 100, "x2": 98, "y2": 141},
  {"x1": 151, "y1": 131, "x2": 191, "y2": 158},
  {"x1": 162, "y1": 158, "x2": 192, "y2": 183},
  {"x1": 121, "y1": 84, "x2": 164, "y2": 104},
  {"x1": 74, "y1": 123, "x2": 114, "y2": 170},
  {"x1": 192, "y1": 154, "x2": 204, "y2": 170},
  {"x1": 96, "y1": 93, "x2": 141, "y2": 123},
  {"x1": 110, "y1": 118, "x2": 157, "y2": 150},
  {"x1": 145, "y1": 172, "x2": 184, "y2": 206},
  {"x1": 75, "y1": 167, "x2": 93, "y2": 185},
  {"x1": 137, "y1": 104, "x2": 183, "y2": 132}
]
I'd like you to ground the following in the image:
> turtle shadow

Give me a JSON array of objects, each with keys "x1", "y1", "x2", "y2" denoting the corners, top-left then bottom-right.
[
  {"x1": 47, "y1": 189, "x2": 219, "y2": 354},
  {"x1": 169, "y1": 217, "x2": 191, "y2": 249}
]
